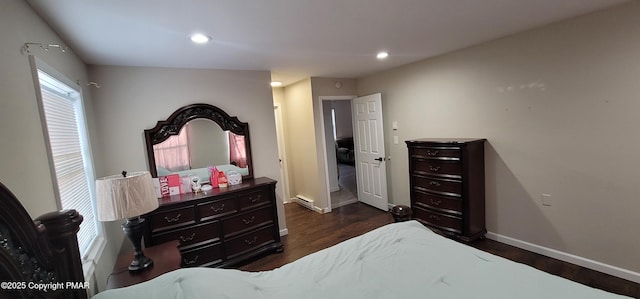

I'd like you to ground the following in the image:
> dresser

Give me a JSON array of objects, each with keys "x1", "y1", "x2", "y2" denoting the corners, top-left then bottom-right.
[
  {"x1": 405, "y1": 138, "x2": 486, "y2": 242},
  {"x1": 143, "y1": 177, "x2": 283, "y2": 268}
]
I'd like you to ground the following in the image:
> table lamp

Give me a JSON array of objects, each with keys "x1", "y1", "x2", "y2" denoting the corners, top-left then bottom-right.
[{"x1": 96, "y1": 171, "x2": 159, "y2": 271}]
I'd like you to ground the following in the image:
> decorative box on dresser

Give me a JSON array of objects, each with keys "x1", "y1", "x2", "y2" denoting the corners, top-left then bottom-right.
[
  {"x1": 405, "y1": 138, "x2": 486, "y2": 242},
  {"x1": 143, "y1": 177, "x2": 283, "y2": 268}
]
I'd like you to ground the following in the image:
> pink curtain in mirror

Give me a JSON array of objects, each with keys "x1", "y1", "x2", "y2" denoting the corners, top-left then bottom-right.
[
  {"x1": 229, "y1": 132, "x2": 246, "y2": 168},
  {"x1": 153, "y1": 128, "x2": 190, "y2": 172}
]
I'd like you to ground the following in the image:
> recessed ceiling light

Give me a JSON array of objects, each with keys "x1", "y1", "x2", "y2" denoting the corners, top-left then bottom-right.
[
  {"x1": 190, "y1": 33, "x2": 211, "y2": 44},
  {"x1": 376, "y1": 51, "x2": 389, "y2": 59},
  {"x1": 270, "y1": 81, "x2": 283, "y2": 87}
]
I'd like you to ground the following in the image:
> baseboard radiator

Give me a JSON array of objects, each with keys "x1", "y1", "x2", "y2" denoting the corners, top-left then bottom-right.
[{"x1": 295, "y1": 195, "x2": 315, "y2": 211}]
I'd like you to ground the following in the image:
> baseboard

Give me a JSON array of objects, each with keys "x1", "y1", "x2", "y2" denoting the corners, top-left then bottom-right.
[
  {"x1": 279, "y1": 228, "x2": 288, "y2": 236},
  {"x1": 486, "y1": 232, "x2": 640, "y2": 284}
]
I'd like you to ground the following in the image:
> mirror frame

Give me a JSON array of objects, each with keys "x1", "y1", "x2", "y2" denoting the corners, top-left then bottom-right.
[{"x1": 144, "y1": 103, "x2": 254, "y2": 180}]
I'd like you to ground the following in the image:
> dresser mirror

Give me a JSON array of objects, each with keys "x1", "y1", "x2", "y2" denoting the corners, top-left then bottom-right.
[{"x1": 144, "y1": 103, "x2": 254, "y2": 181}]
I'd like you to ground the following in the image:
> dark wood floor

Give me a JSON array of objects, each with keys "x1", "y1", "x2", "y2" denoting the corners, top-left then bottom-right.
[{"x1": 240, "y1": 202, "x2": 639, "y2": 298}]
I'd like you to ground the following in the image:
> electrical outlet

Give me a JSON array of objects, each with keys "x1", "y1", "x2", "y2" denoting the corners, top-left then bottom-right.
[
  {"x1": 541, "y1": 193, "x2": 552, "y2": 206},
  {"x1": 393, "y1": 136, "x2": 399, "y2": 144}
]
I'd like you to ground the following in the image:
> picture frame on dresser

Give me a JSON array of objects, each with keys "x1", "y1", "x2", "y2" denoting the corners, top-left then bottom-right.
[
  {"x1": 405, "y1": 138, "x2": 486, "y2": 242},
  {"x1": 143, "y1": 103, "x2": 283, "y2": 269}
]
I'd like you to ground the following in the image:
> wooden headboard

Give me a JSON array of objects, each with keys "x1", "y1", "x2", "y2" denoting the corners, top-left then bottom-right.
[{"x1": 0, "y1": 182, "x2": 86, "y2": 299}]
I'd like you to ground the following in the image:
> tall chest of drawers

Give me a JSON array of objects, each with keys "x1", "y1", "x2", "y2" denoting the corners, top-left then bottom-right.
[
  {"x1": 406, "y1": 139, "x2": 486, "y2": 242},
  {"x1": 143, "y1": 177, "x2": 283, "y2": 268}
]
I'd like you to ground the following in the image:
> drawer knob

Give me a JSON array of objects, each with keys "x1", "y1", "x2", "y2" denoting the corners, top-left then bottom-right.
[
  {"x1": 250, "y1": 195, "x2": 262, "y2": 203},
  {"x1": 430, "y1": 199, "x2": 442, "y2": 206},
  {"x1": 183, "y1": 255, "x2": 199, "y2": 265},
  {"x1": 164, "y1": 214, "x2": 182, "y2": 223},
  {"x1": 427, "y1": 150, "x2": 439, "y2": 156},
  {"x1": 429, "y1": 165, "x2": 441, "y2": 172},
  {"x1": 179, "y1": 232, "x2": 196, "y2": 242},
  {"x1": 244, "y1": 236, "x2": 258, "y2": 245},
  {"x1": 429, "y1": 181, "x2": 441, "y2": 187},
  {"x1": 242, "y1": 216, "x2": 256, "y2": 225},
  {"x1": 211, "y1": 203, "x2": 225, "y2": 212}
]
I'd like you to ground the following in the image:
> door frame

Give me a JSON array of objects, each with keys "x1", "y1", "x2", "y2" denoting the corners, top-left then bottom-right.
[{"x1": 316, "y1": 95, "x2": 356, "y2": 213}]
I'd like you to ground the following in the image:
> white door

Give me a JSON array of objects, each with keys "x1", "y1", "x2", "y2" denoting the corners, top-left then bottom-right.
[{"x1": 352, "y1": 93, "x2": 388, "y2": 211}]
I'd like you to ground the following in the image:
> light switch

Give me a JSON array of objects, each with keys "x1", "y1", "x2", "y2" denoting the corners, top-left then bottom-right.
[
  {"x1": 392, "y1": 121, "x2": 398, "y2": 130},
  {"x1": 393, "y1": 136, "x2": 399, "y2": 144}
]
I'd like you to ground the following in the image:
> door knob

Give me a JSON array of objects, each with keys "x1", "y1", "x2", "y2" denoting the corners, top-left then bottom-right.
[{"x1": 374, "y1": 157, "x2": 384, "y2": 162}]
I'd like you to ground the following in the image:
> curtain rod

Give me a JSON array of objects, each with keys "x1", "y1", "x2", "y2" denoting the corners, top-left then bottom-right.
[{"x1": 22, "y1": 42, "x2": 68, "y2": 55}]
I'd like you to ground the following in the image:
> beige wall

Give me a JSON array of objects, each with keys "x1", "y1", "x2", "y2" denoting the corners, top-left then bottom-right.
[
  {"x1": 277, "y1": 78, "x2": 358, "y2": 211},
  {"x1": 358, "y1": 2, "x2": 640, "y2": 274},
  {"x1": 279, "y1": 79, "x2": 317, "y2": 204},
  {"x1": 0, "y1": 0, "x2": 90, "y2": 215},
  {"x1": 87, "y1": 65, "x2": 285, "y2": 228},
  {"x1": 0, "y1": 0, "x2": 120, "y2": 292}
]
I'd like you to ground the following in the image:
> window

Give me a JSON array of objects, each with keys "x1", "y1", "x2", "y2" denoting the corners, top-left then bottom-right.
[
  {"x1": 35, "y1": 68, "x2": 99, "y2": 257},
  {"x1": 153, "y1": 125, "x2": 191, "y2": 172}
]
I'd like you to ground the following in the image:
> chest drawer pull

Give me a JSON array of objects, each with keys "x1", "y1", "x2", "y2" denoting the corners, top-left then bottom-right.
[
  {"x1": 429, "y1": 215, "x2": 441, "y2": 221},
  {"x1": 429, "y1": 165, "x2": 441, "y2": 172},
  {"x1": 183, "y1": 255, "x2": 199, "y2": 265},
  {"x1": 180, "y1": 233, "x2": 196, "y2": 242},
  {"x1": 242, "y1": 216, "x2": 256, "y2": 225},
  {"x1": 210, "y1": 204, "x2": 225, "y2": 212},
  {"x1": 429, "y1": 181, "x2": 441, "y2": 187},
  {"x1": 244, "y1": 236, "x2": 258, "y2": 245},
  {"x1": 427, "y1": 150, "x2": 439, "y2": 156},
  {"x1": 250, "y1": 195, "x2": 262, "y2": 203},
  {"x1": 430, "y1": 199, "x2": 442, "y2": 206},
  {"x1": 164, "y1": 214, "x2": 182, "y2": 223}
]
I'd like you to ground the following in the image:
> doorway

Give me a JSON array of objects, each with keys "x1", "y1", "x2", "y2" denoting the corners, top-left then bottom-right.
[{"x1": 320, "y1": 97, "x2": 358, "y2": 210}]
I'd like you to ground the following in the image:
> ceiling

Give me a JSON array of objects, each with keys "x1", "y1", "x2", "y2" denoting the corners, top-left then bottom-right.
[{"x1": 26, "y1": 0, "x2": 628, "y2": 86}]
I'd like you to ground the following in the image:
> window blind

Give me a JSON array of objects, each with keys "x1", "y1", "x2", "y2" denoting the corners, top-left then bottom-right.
[{"x1": 38, "y1": 70, "x2": 97, "y2": 256}]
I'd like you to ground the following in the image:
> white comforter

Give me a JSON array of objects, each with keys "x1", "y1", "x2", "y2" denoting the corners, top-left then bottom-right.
[{"x1": 93, "y1": 221, "x2": 629, "y2": 298}]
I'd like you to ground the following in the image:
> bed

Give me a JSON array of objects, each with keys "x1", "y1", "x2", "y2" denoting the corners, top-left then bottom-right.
[
  {"x1": 93, "y1": 221, "x2": 628, "y2": 299},
  {"x1": 0, "y1": 181, "x2": 629, "y2": 299},
  {"x1": 0, "y1": 182, "x2": 86, "y2": 299}
]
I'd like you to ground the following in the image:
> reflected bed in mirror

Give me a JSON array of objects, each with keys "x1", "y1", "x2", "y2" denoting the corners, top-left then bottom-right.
[{"x1": 144, "y1": 103, "x2": 254, "y2": 181}]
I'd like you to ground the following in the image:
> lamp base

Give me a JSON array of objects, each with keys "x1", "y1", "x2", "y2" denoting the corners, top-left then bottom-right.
[{"x1": 122, "y1": 216, "x2": 154, "y2": 272}]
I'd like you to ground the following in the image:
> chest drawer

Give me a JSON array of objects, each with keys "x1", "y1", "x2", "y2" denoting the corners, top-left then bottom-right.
[
  {"x1": 152, "y1": 221, "x2": 221, "y2": 249},
  {"x1": 412, "y1": 147, "x2": 460, "y2": 160},
  {"x1": 414, "y1": 207, "x2": 462, "y2": 233},
  {"x1": 414, "y1": 190, "x2": 462, "y2": 215},
  {"x1": 412, "y1": 159, "x2": 462, "y2": 177},
  {"x1": 225, "y1": 225, "x2": 276, "y2": 259},
  {"x1": 198, "y1": 198, "x2": 238, "y2": 221},
  {"x1": 414, "y1": 175, "x2": 461, "y2": 197},
  {"x1": 239, "y1": 189, "x2": 270, "y2": 210},
  {"x1": 150, "y1": 206, "x2": 195, "y2": 232},
  {"x1": 223, "y1": 206, "x2": 274, "y2": 238},
  {"x1": 181, "y1": 242, "x2": 224, "y2": 268}
]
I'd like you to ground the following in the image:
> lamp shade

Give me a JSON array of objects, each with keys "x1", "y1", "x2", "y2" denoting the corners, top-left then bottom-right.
[{"x1": 96, "y1": 171, "x2": 159, "y2": 221}]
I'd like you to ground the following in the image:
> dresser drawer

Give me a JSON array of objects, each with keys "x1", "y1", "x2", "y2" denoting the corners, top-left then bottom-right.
[
  {"x1": 238, "y1": 189, "x2": 270, "y2": 210},
  {"x1": 412, "y1": 158, "x2": 462, "y2": 177},
  {"x1": 198, "y1": 198, "x2": 238, "y2": 221},
  {"x1": 222, "y1": 206, "x2": 274, "y2": 238},
  {"x1": 414, "y1": 190, "x2": 462, "y2": 215},
  {"x1": 412, "y1": 147, "x2": 460, "y2": 160},
  {"x1": 152, "y1": 221, "x2": 221, "y2": 249},
  {"x1": 225, "y1": 226, "x2": 276, "y2": 259},
  {"x1": 150, "y1": 206, "x2": 196, "y2": 232},
  {"x1": 414, "y1": 175, "x2": 461, "y2": 197},
  {"x1": 181, "y1": 242, "x2": 224, "y2": 268},
  {"x1": 414, "y1": 207, "x2": 462, "y2": 233}
]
